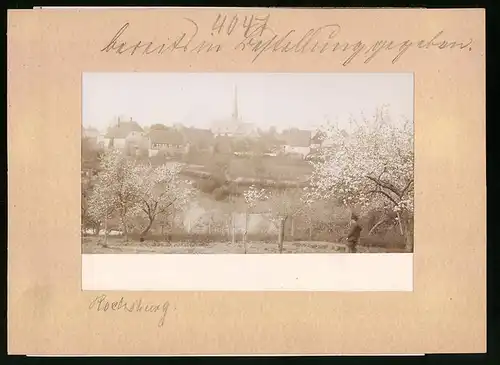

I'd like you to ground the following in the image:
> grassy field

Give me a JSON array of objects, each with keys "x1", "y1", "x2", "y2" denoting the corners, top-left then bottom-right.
[
  {"x1": 181, "y1": 152, "x2": 313, "y2": 181},
  {"x1": 81, "y1": 236, "x2": 400, "y2": 254}
]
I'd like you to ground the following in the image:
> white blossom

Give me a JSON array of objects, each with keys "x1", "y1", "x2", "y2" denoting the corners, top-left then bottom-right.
[
  {"x1": 87, "y1": 150, "x2": 194, "y2": 236},
  {"x1": 306, "y1": 108, "x2": 414, "y2": 216},
  {"x1": 243, "y1": 185, "x2": 269, "y2": 209}
]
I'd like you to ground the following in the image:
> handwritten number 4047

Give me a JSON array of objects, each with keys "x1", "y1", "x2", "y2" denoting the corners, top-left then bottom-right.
[{"x1": 211, "y1": 14, "x2": 270, "y2": 38}]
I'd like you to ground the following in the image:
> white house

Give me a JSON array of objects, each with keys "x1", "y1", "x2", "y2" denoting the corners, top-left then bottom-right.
[
  {"x1": 103, "y1": 119, "x2": 144, "y2": 150},
  {"x1": 278, "y1": 129, "x2": 312, "y2": 159},
  {"x1": 320, "y1": 129, "x2": 348, "y2": 148}
]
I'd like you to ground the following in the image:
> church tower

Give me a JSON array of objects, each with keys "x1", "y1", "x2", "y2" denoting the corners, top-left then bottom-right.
[{"x1": 231, "y1": 85, "x2": 240, "y2": 122}]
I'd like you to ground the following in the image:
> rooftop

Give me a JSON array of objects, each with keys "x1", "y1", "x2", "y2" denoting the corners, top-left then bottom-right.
[
  {"x1": 279, "y1": 129, "x2": 311, "y2": 147},
  {"x1": 181, "y1": 127, "x2": 214, "y2": 145},
  {"x1": 105, "y1": 120, "x2": 144, "y2": 139},
  {"x1": 147, "y1": 128, "x2": 186, "y2": 145}
]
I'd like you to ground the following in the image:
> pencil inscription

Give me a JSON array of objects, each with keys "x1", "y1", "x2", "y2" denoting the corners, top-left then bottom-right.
[
  {"x1": 99, "y1": 13, "x2": 474, "y2": 65},
  {"x1": 89, "y1": 294, "x2": 171, "y2": 327}
]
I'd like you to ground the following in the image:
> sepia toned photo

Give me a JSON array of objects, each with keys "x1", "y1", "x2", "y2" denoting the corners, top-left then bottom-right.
[
  {"x1": 8, "y1": 7, "x2": 486, "y2": 354},
  {"x1": 81, "y1": 73, "x2": 414, "y2": 255}
]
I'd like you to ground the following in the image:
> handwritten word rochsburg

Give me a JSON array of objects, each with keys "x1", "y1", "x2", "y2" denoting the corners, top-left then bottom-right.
[
  {"x1": 100, "y1": 15, "x2": 473, "y2": 66},
  {"x1": 89, "y1": 294, "x2": 171, "y2": 328}
]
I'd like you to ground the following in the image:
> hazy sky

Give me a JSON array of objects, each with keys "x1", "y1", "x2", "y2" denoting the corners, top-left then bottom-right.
[{"x1": 82, "y1": 73, "x2": 413, "y2": 132}]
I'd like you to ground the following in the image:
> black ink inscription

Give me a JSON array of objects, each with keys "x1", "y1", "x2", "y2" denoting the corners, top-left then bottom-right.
[
  {"x1": 234, "y1": 24, "x2": 342, "y2": 62},
  {"x1": 211, "y1": 13, "x2": 271, "y2": 38},
  {"x1": 99, "y1": 14, "x2": 474, "y2": 66},
  {"x1": 234, "y1": 23, "x2": 473, "y2": 65},
  {"x1": 101, "y1": 19, "x2": 222, "y2": 56}
]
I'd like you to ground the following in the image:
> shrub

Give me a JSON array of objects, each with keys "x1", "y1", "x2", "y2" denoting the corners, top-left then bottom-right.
[
  {"x1": 360, "y1": 233, "x2": 405, "y2": 250},
  {"x1": 213, "y1": 187, "x2": 230, "y2": 201},
  {"x1": 196, "y1": 178, "x2": 224, "y2": 194}
]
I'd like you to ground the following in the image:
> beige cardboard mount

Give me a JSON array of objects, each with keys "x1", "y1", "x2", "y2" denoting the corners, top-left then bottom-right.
[{"x1": 7, "y1": 8, "x2": 485, "y2": 355}]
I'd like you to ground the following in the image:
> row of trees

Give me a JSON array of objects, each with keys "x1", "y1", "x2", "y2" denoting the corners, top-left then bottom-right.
[
  {"x1": 82, "y1": 107, "x2": 414, "y2": 252},
  {"x1": 83, "y1": 150, "x2": 195, "y2": 242}
]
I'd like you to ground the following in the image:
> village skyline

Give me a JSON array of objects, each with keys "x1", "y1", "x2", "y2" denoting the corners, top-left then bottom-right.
[{"x1": 82, "y1": 73, "x2": 414, "y2": 132}]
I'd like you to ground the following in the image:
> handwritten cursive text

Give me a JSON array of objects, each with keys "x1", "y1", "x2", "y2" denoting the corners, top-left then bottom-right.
[
  {"x1": 89, "y1": 294, "x2": 171, "y2": 328},
  {"x1": 99, "y1": 13, "x2": 474, "y2": 66}
]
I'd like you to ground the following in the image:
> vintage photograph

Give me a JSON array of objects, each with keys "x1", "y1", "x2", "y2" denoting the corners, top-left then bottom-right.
[{"x1": 81, "y1": 73, "x2": 414, "y2": 255}]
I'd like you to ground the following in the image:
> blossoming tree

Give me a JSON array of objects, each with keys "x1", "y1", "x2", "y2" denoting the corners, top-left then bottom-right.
[
  {"x1": 131, "y1": 162, "x2": 195, "y2": 238},
  {"x1": 265, "y1": 187, "x2": 308, "y2": 253},
  {"x1": 87, "y1": 150, "x2": 139, "y2": 242},
  {"x1": 306, "y1": 109, "x2": 414, "y2": 251},
  {"x1": 87, "y1": 150, "x2": 194, "y2": 242},
  {"x1": 242, "y1": 184, "x2": 269, "y2": 253}
]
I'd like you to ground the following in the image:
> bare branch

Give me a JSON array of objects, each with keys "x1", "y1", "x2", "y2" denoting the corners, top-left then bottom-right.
[
  {"x1": 368, "y1": 189, "x2": 398, "y2": 206},
  {"x1": 368, "y1": 218, "x2": 387, "y2": 235},
  {"x1": 366, "y1": 175, "x2": 401, "y2": 197},
  {"x1": 157, "y1": 199, "x2": 177, "y2": 216},
  {"x1": 377, "y1": 166, "x2": 387, "y2": 181}
]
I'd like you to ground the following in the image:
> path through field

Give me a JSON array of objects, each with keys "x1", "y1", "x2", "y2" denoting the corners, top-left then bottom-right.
[{"x1": 82, "y1": 237, "x2": 396, "y2": 254}]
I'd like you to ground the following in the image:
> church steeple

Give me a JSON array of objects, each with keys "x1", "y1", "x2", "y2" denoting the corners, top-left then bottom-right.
[{"x1": 232, "y1": 85, "x2": 239, "y2": 122}]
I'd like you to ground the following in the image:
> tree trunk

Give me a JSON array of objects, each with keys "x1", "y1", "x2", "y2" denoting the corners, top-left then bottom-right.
[
  {"x1": 401, "y1": 213, "x2": 414, "y2": 252},
  {"x1": 93, "y1": 222, "x2": 101, "y2": 236},
  {"x1": 278, "y1": 216, "x2": 288, "y2": 254},
  {"x1": 140, "y1": 216, "x2": 154, "y2": 237},
  {"x1": 243, "y1": 212, "x2": 249, "y2": 254},
  {"x1": 291, "y1": 217, "x2": 295, "y2": 238},
  {"x1": 404, "y1": 226, "x2": 413, "y2": 252},
  {"x1": 396, "y1": 211, "x2": 404, "y2": 235},
  {"x1": 103, "y1": 215, "x2": 108, "y2": 247},
  {"x1": 121, "y1": 214, "x2": 129, "y2": 242},
  {"x1": 308, "y1": 221, "x2": 313, "y2": 240},
  {"x1": 231, "y1": 213, "x2": 236, "y2": 245}
]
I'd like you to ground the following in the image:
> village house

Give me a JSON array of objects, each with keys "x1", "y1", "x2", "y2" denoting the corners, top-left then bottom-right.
[
  {"x1": 233, "y1": 122, "x2": 259, "y2": 139},
  {"x1": 310, "y1": 130, "x2": 326, "y2": 150},
  {"x1": 96, "y1": 133, "x2": 106, "y2": 149},
  {"x1": 320, "y1": 129, "x2": 348, "y2": 148},
  {"x1": 211, "y1": 119, "x2": 237, "y2": 137},
  {"x1": 81, "y1": 126, "x2": 101, "y2": 150},
  {"x1": 278, "y1": 129, "x2": 312, "y2": 159},
  {"x1": 82, "y1": 126, "x2": 100, "y2": 139},
  {"x1": 125, "y1": 130, "x2": 150, "y2": 156},
  {"x1": 213, "y1": 135, "x2": 234, "y2": 155},
  {"x1": 103, "y1": 118, "x2": 145, "y2": 150},
  {"x1": 147, "y1": 128, "x2": 188, "y2": 157},
  {"x1": 181, "y1": 127, "x2": 215, "y2": 153}
]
